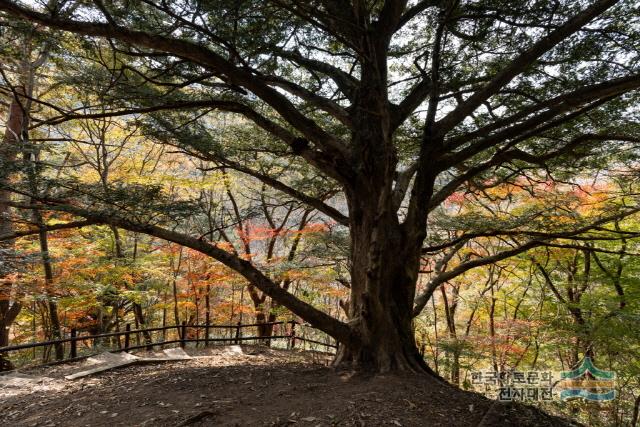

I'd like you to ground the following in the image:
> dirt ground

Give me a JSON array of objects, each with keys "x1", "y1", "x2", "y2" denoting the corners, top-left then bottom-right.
[{"x1": 0, "y1": 346, "x2": 576, "y2": 426}]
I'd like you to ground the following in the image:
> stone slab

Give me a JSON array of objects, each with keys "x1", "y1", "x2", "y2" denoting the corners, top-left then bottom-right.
[{"x1": 162, "y1": 347, "x2": 192, "y2": 359}]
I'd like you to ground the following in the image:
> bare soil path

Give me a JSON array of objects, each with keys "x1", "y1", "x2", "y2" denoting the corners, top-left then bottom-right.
[{"x1": 0, "y1": 346, "x2": 575, "y2": 426}]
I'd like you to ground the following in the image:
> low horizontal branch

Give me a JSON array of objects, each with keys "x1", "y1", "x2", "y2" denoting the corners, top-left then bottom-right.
[
  {"x1": 5, "y1": 198, "x2": 352, "y2": 343},
  {"x1": 0, "y1": 219, "x2": 97, "y2": 241}
]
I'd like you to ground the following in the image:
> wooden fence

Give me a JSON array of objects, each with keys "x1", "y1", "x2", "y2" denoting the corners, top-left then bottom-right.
[{"x1": 0, "y1": 320, "x2": 337, "y2": 372}]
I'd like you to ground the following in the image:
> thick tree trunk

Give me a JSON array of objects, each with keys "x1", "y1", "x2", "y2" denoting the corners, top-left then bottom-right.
[
  {"x1": 329, "y1": 36, "x2": 439, "y2": 373},
  {"x1": 333, "y1": 287, "x2": 432, "y2": 373},
  {"x1": 333, "y1": 201, "x2": 434, "y2": 374}
]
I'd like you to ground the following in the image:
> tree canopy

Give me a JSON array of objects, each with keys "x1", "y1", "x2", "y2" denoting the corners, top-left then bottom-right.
[{"x1": 0, "y1": 0, "x2": 639, "y2": 387}]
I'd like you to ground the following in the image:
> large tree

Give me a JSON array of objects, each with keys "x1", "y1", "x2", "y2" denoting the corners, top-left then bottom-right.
[{"x1": 0, "y1": 0, "x2": 639, "y2": 374}]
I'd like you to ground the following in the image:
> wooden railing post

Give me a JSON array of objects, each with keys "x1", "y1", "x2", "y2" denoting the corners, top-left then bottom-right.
[
  {"x1": 205, "y1": 321, "x2": 210, "y2": 347},
  {"x1": 70, "y1": 329, "x2": 77, "y2": 359},
  {"x1": 0, "y1": 353, "x2": 11, "y2": 372},
  {"x1": 124, "y1": 323, "x2": 131, "y2": 351},
  {"x1": 146, "y1": 333, "x2": 153, "y2": 352},
  {"x1": 180, "y1": 321, "x2": 187, "y2": 348},
  {"x1": 234, "y1": 321, "x2": 241, "y2": 344}
]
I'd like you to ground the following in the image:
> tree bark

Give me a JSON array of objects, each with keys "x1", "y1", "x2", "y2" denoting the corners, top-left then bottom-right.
[
  {"x1": 204, "y1": 284, "x2": 210, "y2": 344},
  {"x1": 333, "y1": 196, "x2": 433, "y2": 373},
  {"x1": 631, "y1": 393, "x2": 640, "y2": 427},
  {"x1": 171, "y1": 248, "x2": 182, "y2": 337},
  {"x1": 321, "y1": 26, "x2": 431, "y2": 372},
  {"x1": 441, "y1": 285, "x2": 461, "y2": 385},
  {"x1": 36, "y1": 223, "x2": 64, "y2": 360},
  {"x1": 132, "y1": 302, "x2": 152, "y2": 346},
  {"x1": 0, "y1": 302, "x2": 20, "y2": 347},
  {"x1": 246, "y1": 283, "x2": 272, "y2": 342},
  {"x1": 0, "y1": 86, "x2": 24, "y2": 370}
]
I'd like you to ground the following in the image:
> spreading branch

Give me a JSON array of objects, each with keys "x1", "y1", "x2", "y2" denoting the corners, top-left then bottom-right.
[
  {"x1": 5, "y1": 199, "x2": 352, "y2": 342},
  {"x1": 434, "y1": 0, "x2": 620, "y2": 136},
  {"x1": 0, "y1": 0, "x2": 352, "y2": 179}
]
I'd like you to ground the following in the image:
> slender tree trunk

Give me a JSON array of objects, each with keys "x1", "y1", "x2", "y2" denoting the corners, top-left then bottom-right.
[
  {"x1": 109, "y1": 226, "x2": 152, "y2": 345},
  {"x1": 489, "y1": 293, "x2": 499, "y2": 373},
  {"x1": 171, "y1": 249, "x2": 182, "y2": 338},
  {"x1": 0, "y1": 306, "x2": 20, "y2": 348},
  {"x1": 114, "y1": 310, "x2": 121, "y2": 349},
  {"x1": 31, "y1": 300, "x2": 36, "y2": 358},
  {"x1": 110, "y1": 225, "x2": 124, "y2": 258},
  {"x1": 0, "y1": 87, "x2": 25, "y2": 369},
  {"x1": 132, "y1": 302, "x2": 152, "y2": 345},
  {"x1": 265, "y1": 312, "x2": 276, "y2": 346},
  {"x1": 187, "y1": 263, "x2": 200, "y2": 345},
  {"x1": 441, "y1": 285, "x2": 461, "y2": 385},
  {"x1": 173, "y1": 278, "x2": 180, "y2": 336},
  {"x1": 22, "y1": 80, "x2": 63, "y2": 359},
  {"x1": 94, "y1": 306, "x2": 103, "y2": 347},
  {"x1": 631, "y1": 393, "x2": 640, "y2": 427},
  {"x1": 227, "y1": 285, "x2": 235, "y2": 340},
  {"x1": 38, "y1": 227, "x2": 64, "y2": 360},
  {"x1": 162, "y1": 288, "x2": 168, "y2": 342},
  {"x1": 205, "y1": 284, "x2": 210, "y2": 343},
  {"x1": 134, "y1": 314, "x2": 140, "y2": 346},
  {"x1": 0, "y1": 296, "x2": 20, "y2": 368},
  {"x1": 247, "y1": 283, "x2": 272, "y2": 342},
  {"x1": 37, "y1": 300, "x2": 51, "y2": 361},
  {"x1": 239, "y1": 285, "x2": 245, "y2": 324},
  {"x1": 431, "y1": 298, "x2": 440, "y2": 374}
]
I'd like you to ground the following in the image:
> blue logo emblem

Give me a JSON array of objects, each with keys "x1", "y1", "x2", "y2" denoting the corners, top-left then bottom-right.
[{"x1": 557, "y1": 357, "x2": 616, "y2": 401}]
